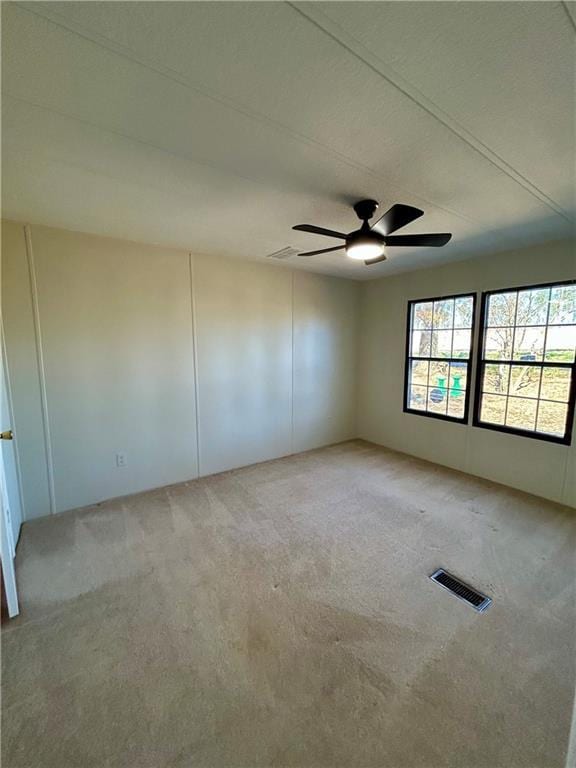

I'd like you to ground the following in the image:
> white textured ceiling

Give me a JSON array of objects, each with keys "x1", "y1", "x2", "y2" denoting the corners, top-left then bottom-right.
[{"x1": 2, "y1": 1, "x2": 574, "y2": 280}]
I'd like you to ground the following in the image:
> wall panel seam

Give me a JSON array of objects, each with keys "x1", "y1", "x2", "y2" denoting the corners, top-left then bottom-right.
[
  {"x1": 353, "y1": 288, "x2": 361, "y2": 438},
  {"x1": 290, "y1": 270, "x2": 295, "y2": 455},
  {"x1": 23, "y1": 225, "x2": 57, "y2": 515},
  {"x1": 560, "y1": 448, "x2": 569, "y2": 505},
  {"x1": 189, "y1": 253, "x2": 202, "y2": 478}
]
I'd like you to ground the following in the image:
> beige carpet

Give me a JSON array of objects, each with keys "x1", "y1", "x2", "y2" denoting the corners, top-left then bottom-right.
[{"x1": 2, "y1": 440, "x2": 575, "y2": 768}]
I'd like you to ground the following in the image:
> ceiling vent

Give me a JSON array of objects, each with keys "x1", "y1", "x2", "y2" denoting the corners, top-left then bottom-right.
[{"x1": 266, "y1": 246, "x2": 298, "y2": 260}]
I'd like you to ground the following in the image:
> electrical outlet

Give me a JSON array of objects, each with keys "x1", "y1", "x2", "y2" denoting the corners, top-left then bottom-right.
[{"x1": 116, "y1": 452, "x2": 127, "y2": 468}]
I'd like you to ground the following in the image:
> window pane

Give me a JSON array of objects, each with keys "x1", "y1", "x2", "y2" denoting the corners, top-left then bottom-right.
[
  {"x1": 487, "y1": 292, "x2": 516, "y2": 327},
  {"x1": 447, "y1": 391, "x2": 465, "y2": 419},
  {"x1": 449, "y1": 362, "x2": 468, "y2": 393},
  {"x1": 452, "y1": 329, "x2": 471, "y2": 359},
  {"x1": 483, "y1": 363, "x2": 510, "y2": 395},
  {"x1": 549, "y1": 285, "x2": 576, "y2": 325},
  {"x1": 447, "y1": 362, "x2": 467, "y2": 419},
  {"x1": 540, "y1": 368, "x2": 571, "y2": 402},
  {"x1": 516, "y1": 288, "x2": 549, "y2": 326},
  {"x1": 480, "y1": 394, "x2": 507, "y2": 425},
  {"x1": 409, "y1": 360, "x2": 429, "y2": 388},
  {"x1": 512, "y1": 327, "x2": 545, "y2": 361},
  {"x1": 509, "y1": 366, "x2": 541, "y2": 398},
  {"x1": 408, "y1": 385, "x2": 427, "y2": 411},
  {"x1": 431, "y1": 329, "x2": 453, "y2": 358},
  {"x1": 413, "y1": 301, "x2": 433, "y2": 329},
  {"x1": 484, "y1": 328, "x2": 513, "y2": 360},
  {"x1": 544, "y1": 325, "x2": 576, "y2": 363},
  {"x1": 454, "y1": 296, "x2": 473, "y2": 328},
  {"x1": 411, "y1": 330, "x2": 431, "y2": 357},
  {"x1": 427, "y1": 384, "x2": 447, "y2": 415},
  {"x1": 429, "y1": 360, "x2": 450, "y2": 389},
  {"x1": 433, "y1": 299, "x2": 454, "y2": 329},
  {"x1": 505, "y1": 397, "x2": 537, "y2": 432},
  {"x1": 536, "y1": 401, "x2": 568, "y2": 437}
]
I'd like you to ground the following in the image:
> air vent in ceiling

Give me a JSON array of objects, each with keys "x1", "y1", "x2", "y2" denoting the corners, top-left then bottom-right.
[
  {"x1": 430, "y1": 568, "x2": 492, "y2": 612},
  {"x1": 266, "y1": 246, "x2": 298, "y2": 260}
]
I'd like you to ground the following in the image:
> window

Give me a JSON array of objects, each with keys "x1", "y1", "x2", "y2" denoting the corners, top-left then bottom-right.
[
  {"x1": 404, "y1": 293, "x2": 475, "y2": 422},
  {"x1": 473, "y1": 281, "x2": 576, "y2": 445}
]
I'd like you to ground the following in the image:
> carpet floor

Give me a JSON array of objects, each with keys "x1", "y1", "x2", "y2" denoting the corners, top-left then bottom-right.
[{"x1": 2, "y1": 440, "x2": 575, "y2": 767}]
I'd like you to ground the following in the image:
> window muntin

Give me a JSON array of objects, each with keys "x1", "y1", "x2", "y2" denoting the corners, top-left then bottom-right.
[
  {"x1": 405, "y1": 293, "x2": 475, "y2": 422},
  {"x1": 474, "y1": 281, "x2": 576, "y2": 444}
]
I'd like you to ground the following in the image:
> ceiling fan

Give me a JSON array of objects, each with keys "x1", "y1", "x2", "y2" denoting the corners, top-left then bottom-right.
[{"x1": 293, "y1": 200, "x2": 451, "y2": 265}]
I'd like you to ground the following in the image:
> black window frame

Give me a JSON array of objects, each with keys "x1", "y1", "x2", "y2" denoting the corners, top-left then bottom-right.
[
  {"x1": 473, "y1": 280, "x2": 576, "y2": 446},
  {"x1": 403, "y1": 292, "x2": 477, "y2": 425}
]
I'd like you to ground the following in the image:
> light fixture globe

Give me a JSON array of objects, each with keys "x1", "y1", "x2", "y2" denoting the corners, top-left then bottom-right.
[{"x1": 345, "y1": 229, "x2": 386, "y2": 261}]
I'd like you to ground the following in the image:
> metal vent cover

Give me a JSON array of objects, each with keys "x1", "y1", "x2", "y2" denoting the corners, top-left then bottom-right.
[
  {"x1": 265, "y1": 246, "x2": 298, "y2": 260},
  {"x1": 430, "y1": 568, "x2": 492, "y2": 613}
]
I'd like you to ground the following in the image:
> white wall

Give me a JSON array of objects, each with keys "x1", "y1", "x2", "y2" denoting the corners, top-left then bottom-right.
[
  {"x1": 32, "y1": 227, "x2": 199, "y2": 514},
  {"x1": 293, "y1": 271, "x2": 358, "y2": 453},
  {"x1": 1, "y1": 221, "x2": 360, "y2": 518},
  {"x1": 193, "y1": 255, "x2": 293, "y2": 476},
  {"x1": 358, "y1": 239, "x2": 575, "y2": 507},
  {"x1": 3, "y1": 220, "x2": 573, "y2": 516}
]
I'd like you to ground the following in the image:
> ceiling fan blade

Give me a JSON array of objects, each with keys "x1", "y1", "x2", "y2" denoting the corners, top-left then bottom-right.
[
  {"x1": 292, "y1": 224, "x2": 348, "y2": 240},
  {"x1": 384, "y1": 233, "x2": 452, "y2": 247},
  {"x1": 298, "y1": 246, "x2": 345, "y2": 257},
  {"x1": 372, "y1": 204, "x2": 424, "y2": 235},
  {"x1": 364, "y1": 254, "x2": 387, "y2": 265}
]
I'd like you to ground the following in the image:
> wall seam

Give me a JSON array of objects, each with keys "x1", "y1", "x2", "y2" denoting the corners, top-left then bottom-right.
[
  {"x1": 290, "y1": 270, "x2": 295, "y2": 455},
  {"x1": 353, "y1": 284, "x2": 362, "y2": 439},
  {"x1": 24, "y1": 225, "x2": 57, "y2": 515},
  {"x1": 560, "y1": 446, "x2": 570, "y2": 505},
  {"x1": 189, "y1": 252, "x2": 202, "y2": 479}
]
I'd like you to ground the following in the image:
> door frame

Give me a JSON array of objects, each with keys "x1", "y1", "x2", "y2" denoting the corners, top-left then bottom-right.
[{"x1": 0, "y1": 319, "x2": 20, "y2": 618}]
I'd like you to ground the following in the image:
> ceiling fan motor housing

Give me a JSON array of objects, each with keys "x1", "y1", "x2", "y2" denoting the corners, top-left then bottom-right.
[{"x1": 353, "y1": 199, "x2": 379, "y2": 221}]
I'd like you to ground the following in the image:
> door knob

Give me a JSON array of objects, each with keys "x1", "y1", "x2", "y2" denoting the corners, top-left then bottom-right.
[{"x1": 0, "y1": 430, "x2": 13, "y2": 440}]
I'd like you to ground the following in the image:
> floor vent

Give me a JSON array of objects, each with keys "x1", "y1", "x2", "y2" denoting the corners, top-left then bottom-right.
[{"x1": 430, "y1": 569, "x2": 491, "y2": 612}]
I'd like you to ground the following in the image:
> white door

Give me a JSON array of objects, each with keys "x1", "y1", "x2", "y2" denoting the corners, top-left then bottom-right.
[
  {"x1": 1, "y1": 328, "x2": 22, "y2": 547},
  {"x1": 1, "y1": 326, "x2": 21, "y2": 617},
  {"x1": 1, "y1": 458, "x2": 19, "y2": 617}
]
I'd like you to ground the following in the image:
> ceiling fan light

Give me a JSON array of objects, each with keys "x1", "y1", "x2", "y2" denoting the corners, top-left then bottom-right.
[{"x1": 346, "y1": 241, "x2": 384, "y2": 261}]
